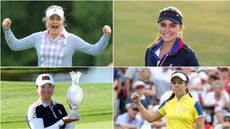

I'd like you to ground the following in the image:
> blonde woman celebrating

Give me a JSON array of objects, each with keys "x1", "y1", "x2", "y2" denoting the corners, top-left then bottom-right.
[{"x1": 2, "y1": 5, "x2": 112, "y2": 67}]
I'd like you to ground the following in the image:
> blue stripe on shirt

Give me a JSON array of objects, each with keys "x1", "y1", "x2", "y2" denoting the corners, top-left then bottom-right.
[
  {"x1": 158, "y1": 100, "x2": 167, "y2": 109},
  {"x1": 194, "y1": 101, "x2": 204, "y2": 116}
]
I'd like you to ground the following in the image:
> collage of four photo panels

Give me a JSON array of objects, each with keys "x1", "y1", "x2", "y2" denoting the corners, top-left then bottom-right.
[{"x1": 1, "y1": 1, "x2": 230, "y2": 129}]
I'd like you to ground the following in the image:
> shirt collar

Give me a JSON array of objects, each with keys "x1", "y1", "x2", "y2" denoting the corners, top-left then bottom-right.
[
  {"x1": 175, "y1": 93, "x2": 190, "y2": 102},
  {"x1": 170, "y1": 37, "x2": 184, "y2": 54},
  {"x1": 38, "y1": 99, "x2": 57, "y2": 107},
  {"x1": 151, "y1": 37, "x2": 184, "y2": 60},
  {"x1": 60, "y1": 28, "x2": 69, "y2": 38},
  {"x1": 44, "y1": 28, "x2": 69, "y2": 38}
]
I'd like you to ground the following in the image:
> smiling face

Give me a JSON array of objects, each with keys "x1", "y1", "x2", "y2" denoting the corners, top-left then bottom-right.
[
  {"x1": 171, "y1": 77, "x2": 187, "y2": 98},
  {"x1": 158, "y1": 19, "x2": 182, "y2": 43},
  {"x1": 37, "y1": 83, "x2": 54, "y2": 101},
  {"x1": 47, "y1": 14, "x2": 64, "y2": 37}
]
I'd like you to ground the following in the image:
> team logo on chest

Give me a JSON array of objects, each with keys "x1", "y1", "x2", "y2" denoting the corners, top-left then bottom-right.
[
  {"x1": 58, "y1": 109, "x2": 63, "y2": 115},
  {"x1": 182, "y1": 107, "x2": 187, "y2": 112}
]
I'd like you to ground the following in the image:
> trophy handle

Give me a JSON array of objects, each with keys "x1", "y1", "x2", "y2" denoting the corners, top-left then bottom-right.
[{"x1": 69, "y1": 71, "x2": 82, "y2": 86}]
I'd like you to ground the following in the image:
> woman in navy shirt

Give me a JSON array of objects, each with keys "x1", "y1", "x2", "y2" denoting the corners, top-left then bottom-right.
[
  {"x1": 145, "y1": 6, "x2": 199, "y2": 66},
  {"x1": 27, "y1": 74, "x2": 79, "y2": 129}
]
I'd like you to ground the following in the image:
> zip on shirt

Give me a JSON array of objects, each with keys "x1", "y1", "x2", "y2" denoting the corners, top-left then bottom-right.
[
  {"x1": 175, "y1": 95, "x2": 187, "y2": 116},
  {"x1": 157, "y1": 54, "x2": 169, "y2": 67},
  {"x1": 49, "y1": 106, "x2": 58, "y2": 119},
  {"x1": 176, "y1": 99, "x2": 180, "y2": 116}
]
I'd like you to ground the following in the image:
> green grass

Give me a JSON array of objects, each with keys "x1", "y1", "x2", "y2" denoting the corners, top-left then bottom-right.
[
  {"x1": 114, "y1": 1, "x2": 230, "y2": 66},
  {"x1": 1, "y1": 81, "x2": 112, "y2": 129}
]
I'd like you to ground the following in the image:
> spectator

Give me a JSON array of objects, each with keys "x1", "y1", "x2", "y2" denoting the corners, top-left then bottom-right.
[
  {"x1": 126, "y1": 81, "x2": 153, "y2": 110},
  {"x1": 151, "y1": 68, "x2": 173, "y2": 82},
  {"x1": 125, "y1": 68, "x2": 142, "y2": 97},
  {"x1": 115, "y1": 103, "x2": 142, "y2": 129},
  {"x1": 203, "y1": 80, "x2": 230, "y2": 124},
  {"x1": 187, "y1": 69, "x2": 203, "y2": 101},
  {"x1": 139, "y1": 68, "x2": 156, "y2": 102},
  {"x1": 152, "y1": 79, "x2": 171, "y2": 104},
  {"x1": 114, "y1": 68, "x2": 122, "y2": 118},
  {"x1": 213, "y1": 111, "x2": 224, "y2": 127},
  {"x1": 214, "y1": 113, "x2": 230, "y2": 129},
  {"x1": 219, "y1": 67, "x2": 230, "y2": 95},
  {"x1": 208, "y1": 75, "x2": 220, "y2": 87},
  {"x1": 198, "y1": 70, "x2": 210, "y2": 105}
]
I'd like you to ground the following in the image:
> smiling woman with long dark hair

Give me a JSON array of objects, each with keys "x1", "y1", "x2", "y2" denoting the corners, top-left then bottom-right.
[{"x1": 131, "y1": 71, "x2": 205, "y2": 129}]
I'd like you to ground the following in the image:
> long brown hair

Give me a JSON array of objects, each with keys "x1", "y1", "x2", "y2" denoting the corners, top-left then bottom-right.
[{"x1": 167, "y1": 88, "x2": 192, "y2": 102}]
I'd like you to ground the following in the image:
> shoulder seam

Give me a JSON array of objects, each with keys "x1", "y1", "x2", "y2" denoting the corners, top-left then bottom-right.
[{"x1": 182, "y1": 44, "x2": 194, "y2": 53}]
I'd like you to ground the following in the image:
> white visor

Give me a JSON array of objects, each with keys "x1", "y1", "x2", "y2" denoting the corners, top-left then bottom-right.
[
  {"x1": 171, "y1": 72, "x2": 187, "y2": 82},
  {"x1": 46, "y1": 7, "x2": 64, "y2": 18}
]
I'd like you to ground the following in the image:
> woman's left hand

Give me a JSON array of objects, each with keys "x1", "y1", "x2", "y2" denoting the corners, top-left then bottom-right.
[
  {"x1": 62, "y1": 117, "x2": 80, "y2": 123},
  {"x1": 103, "y1": 25, "x2": 112, "y2": 36}
]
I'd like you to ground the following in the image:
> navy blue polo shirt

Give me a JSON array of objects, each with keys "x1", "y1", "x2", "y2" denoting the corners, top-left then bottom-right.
[
  {"x1": 27, "y1": 100, "x2": 67, "y2": 128},
  {"x1": 145, "y1": 38, "x2": 199, "y2": 66}
]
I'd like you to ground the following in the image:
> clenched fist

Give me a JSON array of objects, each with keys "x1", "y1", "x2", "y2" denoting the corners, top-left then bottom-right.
[
  {"x1": 103, "y1": 25, "x2": 112, "y2": 36},
  {"x1": 131, "y1": 92, "x2": 140, "y2": 104},
  {"x1": 2, "y1": 18, "x2": 12, "y2": 30}
]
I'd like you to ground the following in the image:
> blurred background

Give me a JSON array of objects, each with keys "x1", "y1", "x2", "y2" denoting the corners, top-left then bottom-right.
[
  {"x1": 1, "y1": 1, "x2": 113, "y2": 66},
  {"x1": 114, "y1": 1, "x2": 230, "y2": 66}
]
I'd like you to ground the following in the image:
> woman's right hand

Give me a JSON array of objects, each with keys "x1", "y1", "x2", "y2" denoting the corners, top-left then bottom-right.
[
  {"x1": 2, "y1": 18, "x2": 12, "y2": 30},
  {"x1": 131, "y1": 92, "x2": 140, "y2": 104}
]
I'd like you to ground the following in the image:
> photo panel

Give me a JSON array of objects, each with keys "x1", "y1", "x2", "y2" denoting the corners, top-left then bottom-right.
[
  {"x1": 1, "y1": 67, "x2": 113, "y2": 129},
  {"x1": 114, "y1": 1, "x2": 230, "y2": 66},
  {"x1": 1, "y1": 1, "x2": 113, "y2": 66},
  {"x1": 114, "y1": 67, "x2": 230, "y2": 129}
]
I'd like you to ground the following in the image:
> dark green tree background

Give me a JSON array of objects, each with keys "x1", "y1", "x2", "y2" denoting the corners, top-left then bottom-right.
[{"x1": 1, "y1": 1, "x2": 113, "y2": 66}]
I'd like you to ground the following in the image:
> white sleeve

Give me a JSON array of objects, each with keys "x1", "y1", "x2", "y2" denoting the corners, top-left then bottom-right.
[
  {"x1": 29, "y1": 118, "x2": 64, "y2": 129},
  {"x1": 65, "y1": 122, "x2": 76, "y2": 129}
]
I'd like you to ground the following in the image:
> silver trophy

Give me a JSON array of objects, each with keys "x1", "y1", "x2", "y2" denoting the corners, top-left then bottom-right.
[{"x1": 67, "y1": 71, "x2": 83, "y2": 119}]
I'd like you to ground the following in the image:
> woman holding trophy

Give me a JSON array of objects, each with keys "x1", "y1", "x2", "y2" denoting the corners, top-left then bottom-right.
[{"x1": 27, "y1": 73, "x2": 80, "y2": 129}]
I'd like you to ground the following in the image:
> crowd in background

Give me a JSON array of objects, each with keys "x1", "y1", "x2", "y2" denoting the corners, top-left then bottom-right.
[{"x1": 114, "y1": 67, "x2": 230, "y2": 129}]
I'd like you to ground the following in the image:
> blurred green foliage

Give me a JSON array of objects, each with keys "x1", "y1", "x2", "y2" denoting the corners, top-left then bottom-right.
[
  {"x1": 1, "y1": 67, "x2": 89, "y2": 81},
  {"x1": 1, "y1": 1, "x2": 112, "y2": 66}
]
